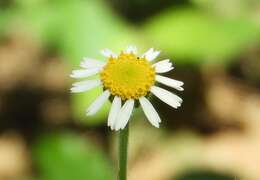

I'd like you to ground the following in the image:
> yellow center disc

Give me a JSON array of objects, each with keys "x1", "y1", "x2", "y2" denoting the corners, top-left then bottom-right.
[{"x1": 100, "y1": 52, "x2": 155, "y2": 100}]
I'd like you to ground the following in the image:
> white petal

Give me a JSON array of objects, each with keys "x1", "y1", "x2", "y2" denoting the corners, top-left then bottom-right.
[
  {"x1": 70, "y1": 80, "x2": 101, "y2": 93},
  {"x1": 155, "y1": 66, "x2": 174, "y2": 73},
  {"x1": 153, "y1": 59, "x2": 174, "y2": 73},
  {"x1": 147, "y1": 50, "x2": 160, "y2": 61},
  {"x1": 125, "y1": 45, "x2": 137, "y2": 54},
  {"x1": 115, "y1": 99, "x2": 134, "y2": 131},
  {"x1": 153, "y1": 59, "x2": 170, "y2": 65},
  {"x1": 139, "y1": 97, "x2": 161, "y2": 128},
  {"x1": 142, "y1": 48, "x2": 160, "y2": 61},
  {"x1": 156, "y1": 75, "x2": 184, "y2": 91},
  {"x1": 152, "y1": 59, "x2": 171, "y2": 67},
  {"x1": 70, "y1": 68, "x2": 101, "y2": 78},
  {"x1": 86, "y1": 90, "x2": 110, "y2": 116},
  {"x1": 142, "y1": 48, "x2": 153, "y2": 58},
  {"x1": 151, "y1": 86, "x2": 182, "y2": 109},
  {"x1": 100, "y1": 48, "x2": 117, "y2": 58},
  {"x1": 80, "y1": 58, "x2": 106, "y2": 69},
  {"x1": 108, "y1": 96, "x2": 121, "y2": 129}
]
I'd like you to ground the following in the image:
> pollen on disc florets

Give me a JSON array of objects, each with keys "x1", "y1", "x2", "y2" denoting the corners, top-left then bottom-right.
[{"x1": 100, "y1": 52, "x2": 155, "y2": 100}]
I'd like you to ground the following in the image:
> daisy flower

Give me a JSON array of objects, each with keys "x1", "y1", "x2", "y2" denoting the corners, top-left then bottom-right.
[{"x1": 70, "y1": 46, "x2": 183, "y2": 131}]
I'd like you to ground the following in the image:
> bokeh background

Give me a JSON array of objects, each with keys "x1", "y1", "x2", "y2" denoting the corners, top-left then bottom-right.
[{"x1": 0, "y1": 0, "x2": 260, "y2": 179}]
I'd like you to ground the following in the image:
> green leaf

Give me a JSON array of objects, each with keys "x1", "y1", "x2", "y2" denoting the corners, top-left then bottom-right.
[
  {"x1": 33, "y1": 132, "x2": 115, "y2": 180},
  {"x1": 144, "y1": 8, "x2": 260, "y2": 64}
]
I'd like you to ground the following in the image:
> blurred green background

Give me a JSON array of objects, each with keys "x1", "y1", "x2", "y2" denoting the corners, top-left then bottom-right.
[{"x1": 0, "y1": 0, "x2": 260, "y2": 179}]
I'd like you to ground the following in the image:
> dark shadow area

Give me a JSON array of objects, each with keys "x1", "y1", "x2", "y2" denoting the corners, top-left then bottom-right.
[
  {"x1": 108, "y1": 0, "x2": 192, "y2": 23},
  {"x1": 174, "y1": 170, "x2": 237, "y2": 180}
]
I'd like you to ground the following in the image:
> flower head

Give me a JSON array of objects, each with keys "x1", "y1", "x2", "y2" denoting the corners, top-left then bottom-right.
[{"x1": 70, "y1": 46, "x2": 183, "y2": 131}]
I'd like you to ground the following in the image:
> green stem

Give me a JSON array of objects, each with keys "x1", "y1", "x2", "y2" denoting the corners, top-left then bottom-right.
[{"x1": 118, "y1": 125, "x2": 129, "y2": 180}]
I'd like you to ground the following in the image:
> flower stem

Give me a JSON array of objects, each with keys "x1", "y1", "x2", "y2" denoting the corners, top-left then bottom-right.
[{"x1": 118, "y1": 125, "x2": 129, "y2": 180}]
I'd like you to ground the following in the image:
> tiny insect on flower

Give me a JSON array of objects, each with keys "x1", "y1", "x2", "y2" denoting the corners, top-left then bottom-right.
[{"x1": 70, "y1": 45, "x2": 184, "y2": 131}]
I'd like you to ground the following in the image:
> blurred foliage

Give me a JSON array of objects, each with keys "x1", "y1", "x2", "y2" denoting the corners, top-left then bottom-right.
[
  {"x1": 33, "y1": 132, "x2": 114, "y2": 180},
  {"x1": 108, "y1": 0, "x2": 190, "y2": 23},
  {"x1": 0, "y1": 5, "x2": 14, "y2": 34},
  {"x1": 0, "y1": 0, "x2": 139, "y2": 124},
  {"x1": 0, "y1": 0, "x2": 259, "y2": 125},
  {"x1": 192, "y1": 0, "x2": 259, "y2": 17},
  {"x1": 0, "y1": 0, "x2": 260, "y2": 180},
  {"x1": 12, "y1": 0, "x2": 138, "y2": 64},
  {"x1": 144, "y1": 8, "x2": 260, "y2": 64}
]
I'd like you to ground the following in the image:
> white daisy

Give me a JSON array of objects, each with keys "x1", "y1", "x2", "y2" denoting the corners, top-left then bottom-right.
[{"x1": 70, "y1": 46, "x2": 184, "y2": 131}]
